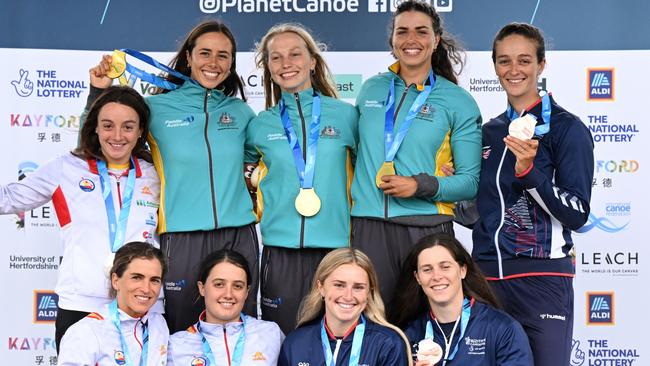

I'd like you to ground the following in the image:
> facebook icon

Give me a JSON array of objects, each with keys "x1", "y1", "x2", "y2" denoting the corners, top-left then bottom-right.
[{"x1": 368, "y1": 0, "x2": 452, "y2": 12}]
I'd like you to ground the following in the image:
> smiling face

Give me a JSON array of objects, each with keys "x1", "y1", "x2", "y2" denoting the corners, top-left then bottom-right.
[
  {"x1": 266, "y1": 31, "x2": 316, "y2": 94},
  {"x1": 391, "y1": 10, "x2": 439, "y2": 74},
  {"x1": 198, "y1": 262, "x2": 249, "y2": 324},
  {"x1": 96, "y1": 102, "x2": 142, "y2": 166},
  {"x1": 111, "y1": 258, "x2": 163, "y2": 318},
  {"x1": 414, "y1": 246, "x2": 466, "y2": 310},
  {"x1": 494, "y1": 34, "x2": 546, "y2": 111},
  {"x1": 187, "y1": 31, "x2": 233, "y2": 89},
  {"x1": 318, "y1": 263, "x2": 369, "y2": 334}
]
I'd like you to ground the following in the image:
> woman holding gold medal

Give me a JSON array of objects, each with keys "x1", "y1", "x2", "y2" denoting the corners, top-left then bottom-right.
[
  {"x1": 87, "y1": 21, "x2": 260, "y2": 333},
  {"x1": 278, "y1": 248, "x2": 411, "y2": 366},
  {"x1": 351, "y1": 0, "x2": 482, "y2": 308},
  {"x1": 390, "y1": 234, "x2": 532, "y2": 366},
  {"x1": 246, "y1": 24, "x2": 358, "y2": 333},
  {"x1": 0, "y1": 86, "x2": 161, "y2": 351}
]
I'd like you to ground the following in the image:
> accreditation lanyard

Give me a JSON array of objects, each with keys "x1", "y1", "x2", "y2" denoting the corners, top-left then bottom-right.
[
  {"x1": 320, "y1": 315, "x2": 366, "y2": 366},
  {"x1": 119, "y1": 48, "x2": 196, "y2": 90},
  {"x1": 425, "y1": 298, "x2": 472, "y2": 366},
  {"x1": 96, "y1": 158, "x2": 136, "y2": 253},
  {"x1": 278, "y1": 93, "x2": 322, "y2": 189},
  {"x1": 197, "y1": 314, "x2": 247, "y2": 366},
  {"x1": 506, "y1": 92, "x2": 551, "y2": 137},
  {"x1": 383, "y1": 71, "x2": 435, "y2": 163},
  {"x1": 109, "y1": 300, "x2": 148, "y2": 366}
]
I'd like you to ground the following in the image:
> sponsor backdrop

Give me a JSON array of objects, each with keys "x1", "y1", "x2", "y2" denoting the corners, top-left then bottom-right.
[{"x1": 1, "y1": 2, "x2": 647, "y2": 365}]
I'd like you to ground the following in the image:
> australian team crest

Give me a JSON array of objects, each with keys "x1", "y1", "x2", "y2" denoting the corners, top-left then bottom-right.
[
  {"x1": 218, "y1": 112, "x2": 237, "y2": 128},
  {"x1": 417, "y1": 103, "x2": 435, "y2": 121},
  {"x1": 320, "y1": 125, "x2": 341, "y2": 139}
]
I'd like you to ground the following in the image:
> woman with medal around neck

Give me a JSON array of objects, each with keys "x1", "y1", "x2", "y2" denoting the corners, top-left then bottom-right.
[
  {"x1": 58, "y1": 242, "x2": 169, "y2": 366},
  {"x1": 350, "y1": 0, "x2": 482, "y2": 309},
  {"x1": 167, "y1": 249, "x2": 283, "y2": 365},
  {"x1": 0, "y1": 86, "x2": 161, "y2": 351},
  {"x1": 246, "y1": 23, "x2": 358, "y2": 334},
  {"x1": 88, "y1": 21, "x2": 260, "y2": 333},
  {"x1": 471, "y1": 23, "x2": 594, "y2": 366},
  {"x1": 390, "y1": 234, "x2": 532, "y2": 366},
  {"x1": 278, "y1": 248, "x2": 411, "y2": 366}
]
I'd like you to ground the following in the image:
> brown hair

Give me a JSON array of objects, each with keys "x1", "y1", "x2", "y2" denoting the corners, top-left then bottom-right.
[{"x1": 109, "y1": 241, "x2": 167, "y2": 298}]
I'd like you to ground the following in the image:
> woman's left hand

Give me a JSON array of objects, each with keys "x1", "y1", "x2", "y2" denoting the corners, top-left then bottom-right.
[
  {"x1": 503, "y1": 135, "x2": 539, "y2": 175},
  {"x1": 379, "y1": 175, "x2": 418, "y2": 198}
]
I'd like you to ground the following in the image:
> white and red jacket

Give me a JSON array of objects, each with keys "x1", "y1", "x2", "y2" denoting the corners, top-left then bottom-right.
[{"x1": 0, "y1": 153, "x2": 162, "y2": 312}]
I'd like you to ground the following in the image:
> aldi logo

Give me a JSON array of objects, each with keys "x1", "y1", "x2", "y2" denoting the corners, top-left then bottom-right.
[
  {"x1": 586, "y1": 292, "x2": 614, "y2": 325},
  {"x1": 587, "y1": 68, "x2": 614, "y2": 101},
  {"x1": 34, "y1": 290, "x2": 58, "y2": 323}
]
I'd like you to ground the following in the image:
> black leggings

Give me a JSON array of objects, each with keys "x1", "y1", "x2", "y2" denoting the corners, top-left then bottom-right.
[{"x1": 55, "y1": 307, "x2": 89, "y2": 354}]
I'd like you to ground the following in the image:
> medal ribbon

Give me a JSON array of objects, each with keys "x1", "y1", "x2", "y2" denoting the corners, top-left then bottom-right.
[
  {"x1": 119, "y1": 48, "x2": 196, "y2": 90},
  {"x1": 425, "y1": 297, "x2": 472, "y2": 366},
  {"x1": 321, "y1": 315, "x2": 366, "y2": 366},
  {"x1": 383, "y1": 71, "x2": 436, "y2": 163},
  {"x1": 197, "y1": 313, "x2": 247, "y2": 366},
  {"x1": 278, "y1": 92, "x2": 322, "y2": 189},
  {"x1": 96, "y1": 158, "x2": 136, "y2": 253},
  {"x1": 506, "y1": 91, "x2": 551, "y2": 137},
  {"x1": 109, "y1": 299, "x2": 149, "y2": 366}
]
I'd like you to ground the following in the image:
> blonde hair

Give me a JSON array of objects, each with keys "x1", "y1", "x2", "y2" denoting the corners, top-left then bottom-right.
[
  {"x1": 255, "y1": 23, "x2": 338, "y2": 109},
  {"x1": 297, "y1": 248, "x2": 413, "y2": 365}
]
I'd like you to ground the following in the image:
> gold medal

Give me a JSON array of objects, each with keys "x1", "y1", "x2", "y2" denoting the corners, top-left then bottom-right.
[
  {"x1": 295, "y1": 188, "x2": 321, "y2": 217},
  {"x1": 375, "y1": 161, "x2": 396, "y2": 188},
  {"x1": 106, "y1": 50, "x2": 127, "y2": 79}
]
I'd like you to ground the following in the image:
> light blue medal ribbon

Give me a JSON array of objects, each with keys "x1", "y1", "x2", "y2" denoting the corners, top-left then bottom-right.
[
  {"x1": 425, "y1": 298, "x2": 472, "y2": 366},
  {"x1": 109, "y1": 299, "x2": 149, "y2": 366},
  {"x1": 278, "y1": 92, "x2": 322, "y2": 189},
  {"x1": 197, "y1": 313, "x2": 247, "y2": 366},
  {"x1": 96, "y1": 158, "x2": 136, "y2": 252},
  {"x1": 506, "y1": 92, "x2": 551, "y2": 137},
  {"x1": 120, "y1": 48, "x2": 197, "y2": 90},
  {"x1": 320, "y1": 315, "x2": 366, "y2": 366},
  {"x1": 383, "y1": 71, "x2": 436, "y2": 163}
]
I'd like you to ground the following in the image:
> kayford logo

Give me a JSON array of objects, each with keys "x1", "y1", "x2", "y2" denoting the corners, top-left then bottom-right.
[
  {"x1": 114, "y1": 350, "x2": 126, "y2": 365},
  {"x1": 587, "y1": 292, "x2": 614, "y2": 325},
  {"x1": 580, "y1": 250, "x2": 639, "y2": 277},
  {"x1": 164, "y1": 115, "x2": 195, "y2": 128},
  {"x1": 7, "y1": 337, "x2": 56, "y2": 351},
  {"x1": 587, "y1": 114, "x2": 639, "y2": 143},
  {"x1": 333, "y1": 74, "x2": 362, "y2": 99},
  {"x1": 191, "y1": 357, "x2": 207, "y2": 366},
  {"x1": 587, "y1": 68, "x2": 614, "y2": 101},
  {"x1": 79, "y1": 178, "x2": 95, "y2": 192},
  {"x1": 11, "y1": 69, "x2": 87, "y2": 98},
  {"x1": 368, "y1": 0, "x2": 452, "y2": 12},
  {"x1": 575, "y1": 212, "x2": 629, "y2": 234},
  {"x1": 596, "y1": 160, "x2": 638, "y2": 173},
  {"x1": 10, "y1": 113, "x2": 80, "y2": 129},
  {"x1": 33, "y1": 291, "x2": 58, "y2": 323},
  {"x1": 605, "y1": 202, "x2": 631, "y2": 217},
  {"x1": 320, "y1": 125, "x2": 341, "y2": 139}
]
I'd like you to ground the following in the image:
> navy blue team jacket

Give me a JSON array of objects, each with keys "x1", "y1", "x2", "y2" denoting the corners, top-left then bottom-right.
[{"x1": 278, "y1": 317, "x2": 408, "y2": 366}]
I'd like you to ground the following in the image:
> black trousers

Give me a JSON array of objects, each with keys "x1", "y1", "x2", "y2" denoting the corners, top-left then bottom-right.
[
  {"x1": 55, "y1": 307, "x2": 89, "y2": 354},
  {"x1": 160, "y1": 223, "x2": 259, "y2": 333}
]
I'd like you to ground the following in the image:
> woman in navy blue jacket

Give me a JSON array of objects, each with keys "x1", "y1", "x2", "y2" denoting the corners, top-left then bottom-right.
[
  {"x1": 389, "y1": 233, "x2": 532, "y2": 366},
  {"x1": 279, "y1": 248, "x2": 411, "y2": 366}
]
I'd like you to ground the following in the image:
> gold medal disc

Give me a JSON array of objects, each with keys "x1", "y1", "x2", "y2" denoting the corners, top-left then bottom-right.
[
  {"x1": 106, "y1": 50, "x2": 127, "y2": 79},
  {"x1": 375, "y1": 161, "x2": 396, "y2": 188},
  {"x1": 295, "y1": 188, "x2": 321, "y2": 217}
]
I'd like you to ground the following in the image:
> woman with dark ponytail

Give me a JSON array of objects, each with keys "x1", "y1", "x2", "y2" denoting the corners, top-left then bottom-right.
[{"x1": 350, "y1": 0, "x2": 482, "y2": 309}]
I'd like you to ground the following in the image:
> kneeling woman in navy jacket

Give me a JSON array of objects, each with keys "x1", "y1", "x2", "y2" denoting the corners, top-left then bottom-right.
[
  {"x1": 279, "y1": 248, "x2": 411, "y2": 366},
  {"x1": 389, "y1": 233, "x2": 532, "y2": 366}
]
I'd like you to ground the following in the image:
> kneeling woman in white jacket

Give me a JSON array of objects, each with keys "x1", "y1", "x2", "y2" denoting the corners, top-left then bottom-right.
[
  {"x1": 167, "y1": 249, "x2": 284, "y2": 365},
  {"x1": 58, "y1": 242, "x2": 170, "y2": 365}
]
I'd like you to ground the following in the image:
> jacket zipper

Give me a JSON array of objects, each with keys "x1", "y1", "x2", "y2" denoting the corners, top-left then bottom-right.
[
  {"x1": 296, "y1": 93, "x2": 307, "y2": 248},
  {"x1": 494, "y1": 146, "x2": 508, "y2": 279},
  {"x1": 384, "y1": 84, "x2": 411, "y2": 219},
  {"x1": 204, "y1": 90, "x2": 219, "y2": 229}
]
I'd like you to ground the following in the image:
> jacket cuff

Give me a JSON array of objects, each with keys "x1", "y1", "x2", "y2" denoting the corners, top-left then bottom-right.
[
  {"x1": 413, "y1": 173, "x2": 439, "y2": 198},
  {"x1": 517, "y1": 164, "x2": 545, "y2": 189},
  {"x1": 87, "y1": 85, "x2": 106, "y2": 107},
  {"x1": 515, "y1": 162, "x2": 534, "y2": 178}
]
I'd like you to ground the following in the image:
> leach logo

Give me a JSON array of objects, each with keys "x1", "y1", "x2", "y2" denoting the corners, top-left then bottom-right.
[
  {"x1": 587, "y1": 68, "x2": 614, "y2": 101},
  {"x1": 587, "y1": 292, "x2": 614, "y2": 325},
  {"x1": 33, "y1": 291, "x2": 58, "y2": 323}
]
